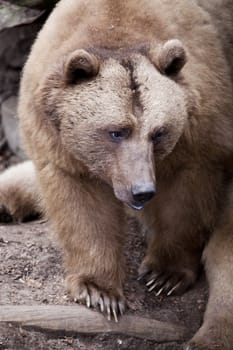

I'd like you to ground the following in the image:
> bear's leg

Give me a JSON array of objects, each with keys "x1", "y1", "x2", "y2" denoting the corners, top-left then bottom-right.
[
  {"x1": 138, "y1": 168, "x2": 222, "y2": 296},
  {"x1": 0, "y1": 161, "x2": 42, "y2": 222},
  {"x1": 185, "y1": 186, "x2": 233, "y2": 350},
  {"x1": 39, "y1": 164, "x2": 126, "y2": 320}
]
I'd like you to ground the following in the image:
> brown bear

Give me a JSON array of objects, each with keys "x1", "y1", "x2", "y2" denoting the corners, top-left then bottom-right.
[{"x1": 0, "y1": 0, "x2": 233, "y2": 348}]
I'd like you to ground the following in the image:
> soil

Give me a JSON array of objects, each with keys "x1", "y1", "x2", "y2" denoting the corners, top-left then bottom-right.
[{"x1": 0, "y1": 149, "x2": 208, "y2": 350}]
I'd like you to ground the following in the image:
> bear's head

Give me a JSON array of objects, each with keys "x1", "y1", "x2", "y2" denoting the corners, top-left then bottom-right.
[{"x1": 39, "y1": 39, "x2": 189, "y2": 210}]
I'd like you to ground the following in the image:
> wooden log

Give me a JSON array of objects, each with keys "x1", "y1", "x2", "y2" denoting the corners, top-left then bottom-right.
[{"x1": 0, "y1": 305, "x2": 188, "y2": 342}]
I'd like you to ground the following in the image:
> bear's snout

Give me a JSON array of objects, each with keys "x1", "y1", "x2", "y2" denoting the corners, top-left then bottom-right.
[{"x1": 129, "y1": 183, "x2": 156, "y2": 210}]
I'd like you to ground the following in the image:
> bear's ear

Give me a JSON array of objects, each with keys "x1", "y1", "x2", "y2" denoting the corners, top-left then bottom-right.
[
  {"x1": 64, "y1": 49, "x2": 99, "y2": 84},
  {"x1": 153, "y1": 39, "x2": 187, "y2": 76}
]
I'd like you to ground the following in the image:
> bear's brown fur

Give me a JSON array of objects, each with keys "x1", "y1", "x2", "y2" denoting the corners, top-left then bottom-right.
[{"x1": 0, "y1": 0, "x2": 233, "y2": 348}]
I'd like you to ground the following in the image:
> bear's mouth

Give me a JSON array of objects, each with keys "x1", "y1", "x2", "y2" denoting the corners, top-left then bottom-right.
[{"x1": 127, "y1": 202, "x2": 145, "y2": 211}]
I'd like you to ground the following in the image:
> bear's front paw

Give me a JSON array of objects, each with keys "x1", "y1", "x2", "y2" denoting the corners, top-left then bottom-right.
[
  {"x1": 138, "y1": 260, "x2": 197, "y2": 296},
  {"x1": 66, "y1": 274, "x2": 126, "y2": 322}
]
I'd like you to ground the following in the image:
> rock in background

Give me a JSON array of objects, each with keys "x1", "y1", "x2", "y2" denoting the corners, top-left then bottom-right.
[
  {"x1": 0, "y1": 0, "x2": 58, "y2": 158},
  {"x1": 1, "y1": 96, "x2": 26, "y2": 158},
  {"x1": 7, "y1": 0, "x2": 58, "y2": 10}
]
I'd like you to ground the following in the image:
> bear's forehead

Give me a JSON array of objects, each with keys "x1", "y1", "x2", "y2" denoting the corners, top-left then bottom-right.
[
  {"x1": 86, "y1": 55, "x2": 185, "y2": 130},
  {"x1": 87, "y1": 44, "x2": 150, "y2": 61},
  {"x1": 90, "y1": 49, "x2": 156, "y2": 93},
  {"x1": 46, "y1": 46, "x2": 187, "y2": 133}
]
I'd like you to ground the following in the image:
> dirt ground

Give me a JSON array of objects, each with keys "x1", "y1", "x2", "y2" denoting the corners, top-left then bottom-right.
[{"x1": 0, "y1": 149, "x2": 208, "y2": 350}]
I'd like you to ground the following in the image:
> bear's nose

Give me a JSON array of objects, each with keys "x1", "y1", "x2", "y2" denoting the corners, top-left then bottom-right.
[{"x1": 131, "y1": 184, "x2": 156, "y2": 204}]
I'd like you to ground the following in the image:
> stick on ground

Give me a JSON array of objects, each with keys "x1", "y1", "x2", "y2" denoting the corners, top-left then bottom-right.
[{"x1": 0, "y1": 305, "x2": 188, "y2": 342}]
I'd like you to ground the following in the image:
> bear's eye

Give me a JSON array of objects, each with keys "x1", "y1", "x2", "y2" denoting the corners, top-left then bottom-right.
[
  {"x1": 151, "y1": 127, "x2": 167, "y2": 145},
  {"x1": 109, "y1": 128, "x2": 131, "y2": 142}
]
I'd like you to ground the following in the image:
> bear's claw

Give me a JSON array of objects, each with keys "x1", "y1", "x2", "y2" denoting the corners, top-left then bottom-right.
[
  {"x1": 72, "y1": 282, "x2": 126, "y2": 322},
  {"x1": 146, "y1": 273, "x2": 185, "y2": 296},
  {"x1": 138, "y1": 262, "x2": 195, "y2": 296}
]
